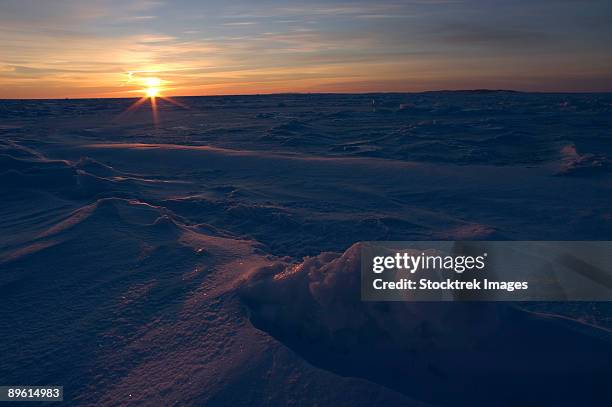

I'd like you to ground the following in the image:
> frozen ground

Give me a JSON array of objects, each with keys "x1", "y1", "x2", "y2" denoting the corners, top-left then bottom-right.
[{"x1": 1, "y1": 92, "x2": 611, "y2": 405}]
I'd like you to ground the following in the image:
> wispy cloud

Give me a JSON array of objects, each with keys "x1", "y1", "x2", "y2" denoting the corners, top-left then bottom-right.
[
  {"x1": 222, "y1": 21, "x2": 258, "y2": 26},
  {"x1": 1, "y1": 0, "x2": 611, "y2": 97}
]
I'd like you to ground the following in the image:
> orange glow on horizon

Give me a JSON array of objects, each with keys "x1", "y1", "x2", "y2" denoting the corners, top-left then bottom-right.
[{"x1": 118, "y1": 75, "x2": 188, "y2": 126}]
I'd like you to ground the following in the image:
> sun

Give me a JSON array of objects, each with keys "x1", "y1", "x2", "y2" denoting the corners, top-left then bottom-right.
[
  {"x1": 143, "y1": 77, "x2": 162, "y2": 98},
  {"x1": 145, "y1": 87, "x2": 159, "y2": 97},
  {"x1": 121, "y1": 74, "x2": 187, "y2": 127}
]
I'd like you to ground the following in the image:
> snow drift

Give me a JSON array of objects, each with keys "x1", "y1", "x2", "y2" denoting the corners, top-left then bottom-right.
[{"x1": 241, "y1": 243, "x2": 612, "y2": 405}]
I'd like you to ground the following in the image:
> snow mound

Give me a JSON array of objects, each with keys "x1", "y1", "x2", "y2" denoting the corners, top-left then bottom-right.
[
  {"x1": 39, "y1": 198, "x2": 185, "y2": 239},
  {"x1": 241, "y1": 243, "x2": 500, "y2": 348},
  {"x1": 241, "y1": 243, "x2": 612, "y2": 405},
  {"x1": 557, "y1": 144, "x2": 611, "y2": 176},
  {"x1": 0, "y1": 143, "x2": 116, "y2": 197}
]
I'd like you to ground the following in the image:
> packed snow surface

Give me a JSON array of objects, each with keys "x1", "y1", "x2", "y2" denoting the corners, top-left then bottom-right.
[{"x1": 1, "y1": 92, "x2": 611, "y2": 406}]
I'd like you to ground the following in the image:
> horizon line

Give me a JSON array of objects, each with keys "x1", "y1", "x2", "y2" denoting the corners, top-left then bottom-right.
[{"x1": 1, "y1": 89, "x2": 612, "y2": 101}]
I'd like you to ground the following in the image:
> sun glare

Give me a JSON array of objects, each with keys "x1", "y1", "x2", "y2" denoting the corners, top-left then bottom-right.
[
  {"x1": 121, "y1": 74, "x2": 188, "y2": 127},
  {"x1": 144, "y1": 77, "x2": 161, "y2": 87},
  {"x1": 143, "y1": 77, "x2": 162, "y2": 98},
  {"x1": 146, "y1": 87, "x2": 159, "y2": 97}
]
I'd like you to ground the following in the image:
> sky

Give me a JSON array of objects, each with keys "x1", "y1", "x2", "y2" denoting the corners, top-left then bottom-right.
[{"x1": 0, "y1": 0, "x2": 611, "y2": 98}]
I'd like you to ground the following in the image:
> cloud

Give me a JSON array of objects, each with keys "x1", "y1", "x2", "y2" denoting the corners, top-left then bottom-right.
[
  {"x1": 222, "y1": 21, "x2": 258, "y2": 26},
  {"x1": 1, "y1": 0, "x2": 611, "y2": 97},
  {"x1": 434, "y1": 21, "x2": 549, "y2": 48}
]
